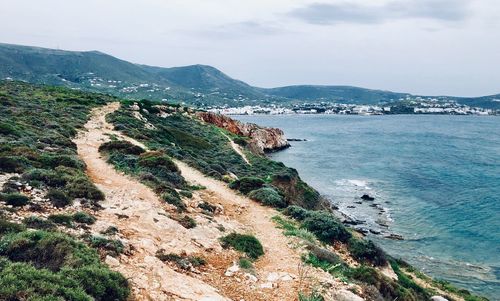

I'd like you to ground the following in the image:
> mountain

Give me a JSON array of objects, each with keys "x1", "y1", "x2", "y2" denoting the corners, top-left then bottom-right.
[{"x1": 0, "y1": 42, "x2": 499, "y2": 109}]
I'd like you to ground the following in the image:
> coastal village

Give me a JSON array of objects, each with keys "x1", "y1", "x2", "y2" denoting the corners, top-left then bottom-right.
[{"x1": 205, "y1": 97, "x2": 498, "y2": 116}]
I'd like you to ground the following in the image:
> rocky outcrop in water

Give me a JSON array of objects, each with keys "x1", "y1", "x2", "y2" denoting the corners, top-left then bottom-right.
[{"x1": 197, "y1": 112, "x2": 290, "y2": 154}]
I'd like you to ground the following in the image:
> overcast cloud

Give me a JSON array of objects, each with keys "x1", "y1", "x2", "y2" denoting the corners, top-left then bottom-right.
[{"x1": 0, "y1": 0, "x2": 499, "y2": 96}]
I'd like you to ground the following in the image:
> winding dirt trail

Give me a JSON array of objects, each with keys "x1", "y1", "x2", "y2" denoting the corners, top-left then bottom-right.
[
  {"x1": 74, "y1": 103, "x2": 331, "y2": 301},
  {"x1": 75, "y1": 103, "x2": 229, "y2": 301}
]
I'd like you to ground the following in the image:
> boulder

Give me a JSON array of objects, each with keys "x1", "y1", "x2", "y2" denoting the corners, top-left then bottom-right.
[
  {"x1": 431, "y1": 296, "x2": 449, "y2": 301},
  {"x1": 331, "y1": 289, "x2": 364, "y2": 301},
  {"x1": 361, "y1": 194, "x2": 375, "y2": 201}
]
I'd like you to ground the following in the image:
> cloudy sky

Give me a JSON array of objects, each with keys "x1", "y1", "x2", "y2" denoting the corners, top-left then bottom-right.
[{"x1": 1, "y1": 0, "x2": 499, "y2": 96}]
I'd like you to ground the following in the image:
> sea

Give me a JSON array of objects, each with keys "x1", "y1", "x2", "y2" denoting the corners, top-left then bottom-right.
[{"x1": 234, "y1": 114, "x2": 500, "y2": 300}]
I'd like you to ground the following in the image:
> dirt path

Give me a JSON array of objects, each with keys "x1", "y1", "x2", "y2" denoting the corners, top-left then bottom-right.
[
  {"x1": 75, "y1": 103, "x2": 229, "y2": 301},
  {"x1": 221, "y1": 132, "x2": 251, "y2": 165},
  {"x1": 74, "y1": 102, "x2": 332, "y2": 301}
]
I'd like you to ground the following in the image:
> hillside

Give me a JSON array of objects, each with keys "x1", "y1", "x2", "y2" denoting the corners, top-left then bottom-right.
[
  {"x1": 0, "y1": 81, "x2": 489, "y2": 300},
  {"x1": 1, "y1": 42, "x2": 499, "y2": 109}
]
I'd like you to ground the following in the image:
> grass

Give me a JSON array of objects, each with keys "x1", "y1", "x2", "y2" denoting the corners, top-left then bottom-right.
[
  {"x1": 220, "y1": 233, "x2": 264, "y2": 260},
  {"x1": 272, "y1": 215, "x2": 317, "y2": 243}
]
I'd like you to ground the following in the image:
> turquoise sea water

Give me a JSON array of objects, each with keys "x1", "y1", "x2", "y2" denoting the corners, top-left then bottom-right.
[{"x1": 235, "y1": 114, "x2": 500, "y2": 299}]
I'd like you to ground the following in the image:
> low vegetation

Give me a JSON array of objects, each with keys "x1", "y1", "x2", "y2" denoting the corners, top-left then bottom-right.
[
  {"x1": 106, "y1": 100, "x2": 323, "y2": 209},
  {"x1": 0, "y1": 230, "x2": 129, "y2": 300},
  {"x1": 220, "y1": 233, "x2": 264, "y2": 260}
]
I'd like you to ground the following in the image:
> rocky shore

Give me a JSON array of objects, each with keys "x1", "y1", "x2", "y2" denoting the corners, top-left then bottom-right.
[{"x1": 197, "y1": 112, "x2": 290, "y2": 154}]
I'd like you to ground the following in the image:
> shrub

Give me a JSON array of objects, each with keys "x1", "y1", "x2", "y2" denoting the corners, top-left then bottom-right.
[
  {"x1": 348, "y1": 238, "x2": 387, "y2": 266},
  {"x1": 238, "y1": 257, "x2": 253, "y2": 269},
  {"x1": 89, "y1": 236, "x2": 124, "y2": 257},
  {"x1": 40, "y1": 154, "x2": 84, "y2": 169},
  {"x1": 0, "y1": 231, "x2": 100, "y2": 271},
  {"x1": 156, "y1": 250, "x2": 206, "y2": 270},
  {"x1": 283, "y1": 205, "x2": 310, "y2": 221},
  {"x1": 138, "y1": 151, "x2": 178, "y2": 172},
  {"x1": 46, "y1": 189, "x2": 72, "y2": 208},
  {"x1": 48, "y1": 214, "x2": 74, "y2": 227},
  {"x1": 65, "y1": 177, "x2": 105, "y2": 201},
  {"x1": 23, "y1": 216, "x2": 57, "y2": 230},
  {"x1": 248, "y1": 187, "x2": 286, "y2": 208},
  {"x1": 0, "y1": 156, "x2": 24, "y2": 172},
  {"x1": 179, "y1": 190, "x2": 193, "y2": 198},
  {"x1": 98, "y1": 140, "x2": 145, "y2": 155},
  {"x1": 177, "y1": 215, "x2": 197, "y2": 229},
  {"x1": 237, "y1": 177, "x2": 265, "y2": 194},
  {"x1": 63, "y1": 265, "x2": 130, "y2": 301},
  {"x1": 198, "y1": 201, "x2": 217, "y2": 213},
  {"x1": 162, "y1": 192, "x2": 186, "y2": 212},
  {"x1": 0, "y1": 219, "x2": 26, "y2": 235},
  {"x1": 301, "y1": 211, "x2": 351, "y2": 243},
  {"x1": 1, "y1": 193, "x2": 30, "y2": 207},
  {"x1": 22, "y1": 168, "x2": 67, "y2": 187},
  {"x1": 220, "y1": 233, "x2": 264, "y2": 259},
  {"x1": 73, "y1": 212, "x2": 96, "y2": 225},
  {"x1": 0, "y1": 122, "x2": 18, "y2": 136},
  {"x1": 0, "y1": 260, "x2": 92, "y2": 301},
  {"x1": 233, "y1": 136, "x2": 247, "y2": 146}
]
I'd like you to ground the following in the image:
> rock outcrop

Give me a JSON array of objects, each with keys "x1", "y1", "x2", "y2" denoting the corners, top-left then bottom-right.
[{"x1": 197, "y1": 112, "x2": 290, "y2": 154}]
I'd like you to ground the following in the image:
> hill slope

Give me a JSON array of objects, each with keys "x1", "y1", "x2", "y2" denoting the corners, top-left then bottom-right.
[{"x1": 1, "y1": 42, "x2": 499, "y2": 109}]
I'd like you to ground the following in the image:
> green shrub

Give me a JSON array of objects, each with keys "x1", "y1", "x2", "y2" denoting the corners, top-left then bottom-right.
[
  {"x1": 237, "y1": 177, "x2": 265, "y2": 194},
  {"x1": 1, "y1": 193, "x2": 30, "y2": 207},
  {"x1": 248, "y1": 187, "x2": 286, "y2": 208},
  {"x1": 238, "y1": 257, "x2": 253, "y2": 269},
  {"x1": 0, "y1": 156, "x2": 24, "y2": 172},
  {"x1": 40, "y1": 154, "x2": 84, "y2": 169},
  {"x1": 89, "y1": 236, "x2": 124, "y2": 257},
  {"x1": 0, "y1": 231, "x2": 100, "y2": 271},
  {"x1": 179, "y1": 190, "x2": 193, "y2": 198},
  {"x1": 23, "y1": 168, "x2": 67, "y2": 187},
  {"x1": 73, "y1": 212, "x2": 96, "y2": 225},
  {"x1": 0, "y1": 259, "x2": 92, "y2": 301},
  {"x1": 0, "y1": 122, "x2": 19, "y2": 136},
  {"x1": 63, "y1": 265, "x2": 130, "y2": 301},
  {"x1": 23, "y1": 216, "x2": 57, "y2": 230},
  {"x1": 220, "y1": 233, "x2": 264, "y2": 259},
  {"x1": 138, "y1": 151, "x2": 178, "y2": 172},
  {"x1": 98, "y1": 140, "x2": 145, "y2": 155},
  {"x1": 48, "y1": 214, "x2": 74, "y2": 227},
  {"x1": 233, "y1": 136, "x2": 248, "y2": 146},
  {"x1": 177, "y1": 215, "x2": 197, "y2": 229},
  {"x1": 198, "y1": 201, "x2": 217, "y2": 213},
  {"x1": 65, "y1": 177, "x2": 105, "y2": 201},
  {"x1": 162, "y1": 192, "x2": 186, "y2": 212},
  {"x1": 283, "y1": 205, "x2": 310, "y2": 221},
  {"x1": 46, "y1": 189, "x2": 72, "y2": 208},
  {"x1": 301, "y1": 211, "x2": 351, "y2": 243},
  {"x1": 156, "y1": 250, "x2": 206, "y2": 270},
  {"x1": 0, "y1": 219, "x2": 26, "y2": 235},
  {"x1": 348, "y1": 238, "x2": 387, "y2": 266}
]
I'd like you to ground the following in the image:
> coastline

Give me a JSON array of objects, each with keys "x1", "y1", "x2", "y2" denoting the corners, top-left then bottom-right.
[{"x1": 239, "y1": 114, "x2": 499, "y2": 300}]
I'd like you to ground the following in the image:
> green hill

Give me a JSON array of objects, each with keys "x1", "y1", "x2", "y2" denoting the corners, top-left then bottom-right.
[{"x1": 0, "y1": 42, "x2": 499, "y2": 109}]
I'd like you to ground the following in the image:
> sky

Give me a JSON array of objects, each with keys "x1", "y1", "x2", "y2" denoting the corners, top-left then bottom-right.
[{"x1": 0, "y1": 0, "x2": 499, "y2": 96}]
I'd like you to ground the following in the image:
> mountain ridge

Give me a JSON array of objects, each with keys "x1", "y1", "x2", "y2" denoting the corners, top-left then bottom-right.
[{"x1": 1, "y1": 42, "x2": 499, "y2": 109}]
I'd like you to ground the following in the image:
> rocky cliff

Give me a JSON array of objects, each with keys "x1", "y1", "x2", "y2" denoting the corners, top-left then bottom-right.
[{"x1": 197, "y1": 112, "x2": 290, "y2": 154}]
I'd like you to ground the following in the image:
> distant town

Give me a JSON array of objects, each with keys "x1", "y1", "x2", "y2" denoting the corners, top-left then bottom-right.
[{"x1": 205, "y1": 96, "x2": 498, "y2": 116}]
